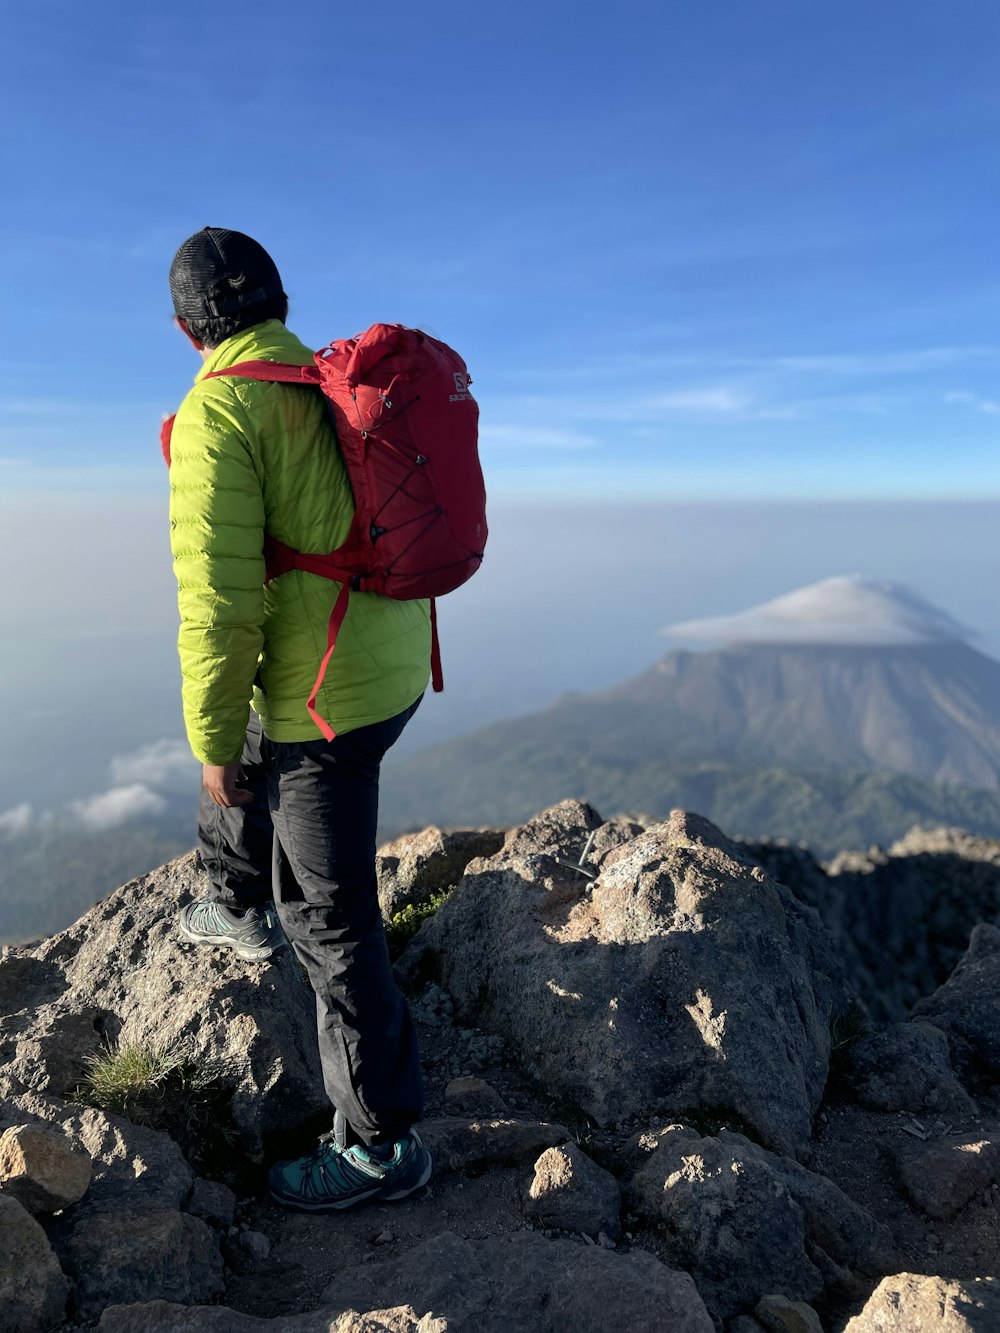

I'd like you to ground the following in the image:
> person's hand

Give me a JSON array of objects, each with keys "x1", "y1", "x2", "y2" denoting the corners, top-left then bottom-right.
[{"x1": 202, "y1": 763, "x2": 253, "y2": 808}]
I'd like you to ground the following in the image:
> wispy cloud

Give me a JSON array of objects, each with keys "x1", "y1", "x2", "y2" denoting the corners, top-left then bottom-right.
[
  {"x1": 771, "y1": 347, "x2": 1000, "y2": 377},
  {"x1": 110, "y1": 739, "x2": 197, "y2": 790},
  {"x1": 0, "y1": 803, "x2": 32, "y2": 835},
  {"x1": 945, "y1": 390, "x2": 1000, "y2": 416},
  {"x1": 643, "y1": 387, "x2": 751, "y2": 415},
  {"x1": 70, "y1": 783, "x2": 168, "y2": 831},
  {"x1": 480, "y1": 423, "x2": 600, "y2": 450}
]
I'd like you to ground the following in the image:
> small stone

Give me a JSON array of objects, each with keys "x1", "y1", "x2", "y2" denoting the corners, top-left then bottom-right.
[
  {"x1": 223, "y1": 1228, "x2": 270, "y2": 1273},
  {"x1": 755, "y1": 1293, "x2": 824, "y2": 1333},
  {"x1": 374, "y1": 1229, "x2": 395, "y2": 1245},
  {"x1": 0, "y1": 1122, "x2": 92, "y2": 1214},
  {"x1": 240, "y1": 1230, "x2": 271, "y2": 1262},
  {"x1": 444, "y1": 1076, "x2": 510, "y2": 1115},
  {"x1": 598, "y1": 1231, "x2": 615, "y2": 1250},
  {"x1": 187, "y1": 1178, "x2": 237, "y2": 1229}
]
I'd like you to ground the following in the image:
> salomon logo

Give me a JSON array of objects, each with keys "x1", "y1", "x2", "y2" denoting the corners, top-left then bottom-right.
[{"x1": 449, "y1": 371, "x2": 473, "y2": 403}]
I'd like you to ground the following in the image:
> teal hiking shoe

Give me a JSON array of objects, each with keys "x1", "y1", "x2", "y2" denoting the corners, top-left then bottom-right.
[
  {"x1": 269, "y1": 1130, "x2": 432, "y2": 1212},
  {"x1": 178, "y1": 900, "x2": 285, "y2": 961}
]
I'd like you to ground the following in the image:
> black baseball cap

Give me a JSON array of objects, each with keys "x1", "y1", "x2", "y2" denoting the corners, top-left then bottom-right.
[{"x1": 169, "y1": 227, "x2": 285, "y2": 320}]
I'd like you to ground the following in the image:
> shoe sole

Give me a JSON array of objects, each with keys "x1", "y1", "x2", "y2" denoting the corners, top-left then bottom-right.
[
  {"x1": 177, "y1": 918, "x2": 284, "y2": 962},
  {"x1": 269, "y1": 1152, "x2": 433, "y2": 1212}
]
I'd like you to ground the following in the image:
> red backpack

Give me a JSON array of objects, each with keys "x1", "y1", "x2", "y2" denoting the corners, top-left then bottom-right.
[{"x1": 162, "y1": 323, "x2": 486, "y2": 740}]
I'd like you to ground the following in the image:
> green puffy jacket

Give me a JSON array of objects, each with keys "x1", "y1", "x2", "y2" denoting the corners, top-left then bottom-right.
[{"x1": 169, "y1": 320, "x2": 430, "y2": 765}]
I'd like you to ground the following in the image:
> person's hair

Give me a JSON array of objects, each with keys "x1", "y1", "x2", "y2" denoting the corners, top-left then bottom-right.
[{"x1": 185, "y1": 294, "x2": 288, "y2": 349}]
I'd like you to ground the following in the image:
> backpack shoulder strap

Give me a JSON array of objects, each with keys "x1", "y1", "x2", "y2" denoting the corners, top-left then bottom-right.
[{"x1": 204, "y1": 360, "x2": 320, "y2": 385}]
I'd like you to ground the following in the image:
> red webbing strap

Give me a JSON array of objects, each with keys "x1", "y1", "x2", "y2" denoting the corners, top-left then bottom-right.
[
  {"x1": 204, "y1": 360, "x2": 321, "y2": 385},
  {"x1": 430, "y1": 597, "x2": 444, "y2": 693},
  {"x1": 307, "y1": 582, "x2": 351, "y2": 741},
  {"x1": 161, "y1": 414, "x2": 175, "y2": 467}
]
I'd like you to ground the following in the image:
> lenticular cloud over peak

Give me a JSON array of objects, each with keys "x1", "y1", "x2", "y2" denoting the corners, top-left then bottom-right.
[{"x1": 663, "y1": 576, "x2": 974, "y2": 647}]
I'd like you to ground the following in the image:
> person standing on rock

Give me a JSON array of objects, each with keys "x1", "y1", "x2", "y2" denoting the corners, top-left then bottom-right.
[{"x1": 165, "y1": 226, "x2": 432, "y2": 1211}]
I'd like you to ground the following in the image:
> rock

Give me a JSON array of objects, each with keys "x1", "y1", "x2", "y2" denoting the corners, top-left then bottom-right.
[
  {"x1": 755, "y1": 1294, "x2": 824, "y2": 1333},
  {"x1": 843, "y1": 1022, "x2": 977, "y2": 1115},
  {"x1": 746, "y1": 829, "x2": 1000, "y2": 1023},
  {"x1": 0, "y1": 853, "x2": 329, "y2": 1157},
  {"x1": 332, "y1": 1314, "x2": 447, "y2": 1333},
  {"x1": 62, "y1": 1204, "x2": 224, "y2": 1318},
  {"x1": 844, "y1": 1274, "x2": 1000, "y2": 1331},
  {"x1": 628, "y1": 1125, "x2": 885, "y2": 1320},
  {"x1": 223, "y1": 1227, "x2": 271, "y2": 1272},
  {"x1": 377, "y1": 827, "x2": 506, "y2": 918},
  {"x1": 419, "y1": 1117, "x2": 569, "y2": 1173},
  {"x1": 0, "y1": 1121, "x2": 92, "y2": 1212},
  {"x1": 887, "y1": 1132, "x2": 1000, "y2": 1219},
  {"x1": 187, "y1": 1177, "x2": 237, "y2": 1228},
  {"x1": 729, "y1": 1320, "x2": 767, "y2": 1333},
  {"x1": 404, "y1": 804, "x2": 848, "y2": 1157},
  {"x1": 61, "y1": 1107, "x2": 194, "y2": 1210},
  {"x1": 0, "y1": 1006, "x2": 105, "y2": 1097},
  {"x1": 912, "y1": 923, "x2": 1000, "y2": 1079},
  {"x1": 322, "y1": 1229, "x2": 715, "y2": 1332},
  {"x1": 524, "y1": 1143, "x2": 622, "y2": 1238},
  {"x1": 0, "y1": 1192, "x2": 70, "y2": 1333},
  {"x1": 443, "y1": 1077, "x2": 509, "y2": 1115},
  {"x1": 98, "y1": 1303, "x2": 446, "y2": 1331}
]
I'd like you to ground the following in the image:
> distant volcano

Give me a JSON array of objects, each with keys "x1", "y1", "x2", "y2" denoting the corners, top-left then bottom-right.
[
  {"x1": 381, "y1": 578, "x2": 1000, "y2": 840},
  {"x1": 663, "y1": 575, "x2": 974, "y2": 648}
]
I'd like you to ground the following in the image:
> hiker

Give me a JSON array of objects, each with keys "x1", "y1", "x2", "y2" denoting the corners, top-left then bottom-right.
[{"x1": 166, "y1": 227, "x2": 432, "y2": 1211}]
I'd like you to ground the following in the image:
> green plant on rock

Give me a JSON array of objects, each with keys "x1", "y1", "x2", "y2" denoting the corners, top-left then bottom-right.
[
  {"x1": 76, "y1": 1040, "x2": 235, "y2": 1175},
  {"x1": 79, "y1": 1041, "x2": 211, "y2": 1117},
  {"x1": 385, "y1": 888, "x2": 454, "y2": 959}
]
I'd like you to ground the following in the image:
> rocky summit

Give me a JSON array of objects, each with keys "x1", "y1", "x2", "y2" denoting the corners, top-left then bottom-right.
[{"x1": 1, "y1": 801, "x2": 998, "y2": 1332}]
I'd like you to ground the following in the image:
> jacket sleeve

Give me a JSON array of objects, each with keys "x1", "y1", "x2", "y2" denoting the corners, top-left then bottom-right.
[{"x1": 169, "y1": 383, "x2": 265, "y2": 765}]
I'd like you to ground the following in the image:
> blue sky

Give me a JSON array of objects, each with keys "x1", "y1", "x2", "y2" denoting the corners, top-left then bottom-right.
[{"x1": 3, "y1": 0, "x2": 999, "y2": 499}]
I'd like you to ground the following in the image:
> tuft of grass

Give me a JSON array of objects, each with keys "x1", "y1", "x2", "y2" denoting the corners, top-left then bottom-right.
[
  {"x1": 79, "y1": 1041, "x2": 216, "y2": 1119},
  {"x1": 385, "y1": 888, "x2": 454, "y2": 959},
  {"x1": 829, "y1": 1000, "x2": 869, "y2": 1055},
  {"x1": 76, "y1": 1040, "x2": 237, "y2": 1177}
]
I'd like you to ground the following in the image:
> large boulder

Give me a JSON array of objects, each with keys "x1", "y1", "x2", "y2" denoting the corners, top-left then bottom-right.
[
  {"x1": 0, "y1": 1121, "x2": 92, "y2": 1213},
  {"x1": 98, "y1": 1304, "x2": 447, "y2": 1331},
  {"x1": 0, "y1": 853, "x2": 328, "y2": 1157},
  {"x1": 0, "y1": 1193, "x2": 69, "y2": 1333},
  {"x1": 377, "y1": 827, "x2": 506, "y2": 918},
  {"x1": 912, "y1": 923, "x2": 1000, "y2": 1080},
  {"x1": 628, "y1": 1126, "x2": 886, "y2": 1320},
  {"x1": 844, "y1": 1274, "x2": 1000, "y2": 1331},
  {"x1": 749, "y1": 829, "x2": 1000, "y2": 1023},
  {"x1": 61, "y1": 1205, "x2": 224, "y2": 1319},
  {"x1": 322, "y1": 1230, "x2": 715, "y2": 1333},
  {"x1": 842, "y1": 1022, "x2": 977, "y2": 1115},
  {"x1": 524, "y1": 1142, "x2": 622, "y2": 1239},
  {"x1": 403, "y1": 802, "x2": 848, "y2": 1155}
]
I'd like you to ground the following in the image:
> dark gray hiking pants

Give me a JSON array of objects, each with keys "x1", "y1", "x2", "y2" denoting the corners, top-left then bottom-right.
[{"x1": 196, "y1": 702, "x2": 423, "y2": 1149}]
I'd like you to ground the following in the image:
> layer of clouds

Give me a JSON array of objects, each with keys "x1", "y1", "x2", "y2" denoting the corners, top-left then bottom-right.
[
  {"x1": 4, "y1": 738, "x2": 196, "y2": 834},
  {"x1": 663, "y1": 575, "x2": 975, "y2": 648}
]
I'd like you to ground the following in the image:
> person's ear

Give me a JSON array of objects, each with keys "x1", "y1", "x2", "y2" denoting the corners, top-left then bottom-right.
[{"x1": 174, "y1": 316, "x2": 205, "y2": 351}]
